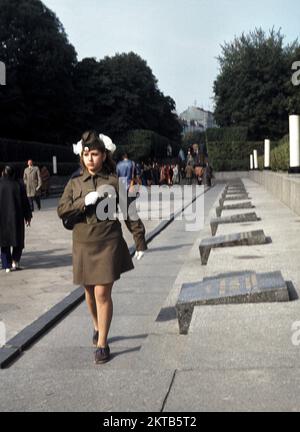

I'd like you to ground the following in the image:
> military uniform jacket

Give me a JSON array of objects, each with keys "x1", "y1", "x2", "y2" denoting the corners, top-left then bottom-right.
[{"x1": 57, "y1": 169, "x2": 135, "y2": 285}]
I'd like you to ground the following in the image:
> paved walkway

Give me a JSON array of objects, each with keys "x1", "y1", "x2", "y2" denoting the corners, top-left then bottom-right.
[
  {"x1": 0, "y1": 184, "x2": 219, "y2": 411},
  {"x1": 0, "y1": 195, "x2": 159, "y2": 340},
  {"x1": 1, "y1": 179, "x2": 300, "y2": 411}
]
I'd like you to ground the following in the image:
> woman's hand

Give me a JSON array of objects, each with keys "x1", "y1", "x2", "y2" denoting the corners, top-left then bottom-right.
[
  {"x1": 84, "y1": 191, "x2": 99, "y2": 206},
  {"x1": 26, "y1": 219, "x2": 31, "y2": 227}
]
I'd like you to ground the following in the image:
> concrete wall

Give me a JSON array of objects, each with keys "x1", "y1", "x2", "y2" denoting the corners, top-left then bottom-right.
[
  {"x1": 250, "y1": 171, "x2": 300, "y2": 216},
  {"x1": 214, "y1": 171, "x2": 249, "y2": 181}
]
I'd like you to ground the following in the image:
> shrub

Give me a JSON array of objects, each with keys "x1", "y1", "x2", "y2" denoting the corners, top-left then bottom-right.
[{"x1": 114, "y1": 129, "x2": 176, "y2": 161}]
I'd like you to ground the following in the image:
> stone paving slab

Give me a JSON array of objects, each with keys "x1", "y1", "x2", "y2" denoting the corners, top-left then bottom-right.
[
  {"x1": 0, "y1": 369, "x2": 174, "y2": 412},
  {"x1": 0, "y1": 185, "x2": 220, "y2": 411},
  {"x1": 164, "y1": 368, "x2": 300, "y2": 412},
  {"x1": 0, "y1": 196, "x2": 161, "y2": 342},
  {"x1": 2, "y1": 179, "x2": 300, "y2": 412}
]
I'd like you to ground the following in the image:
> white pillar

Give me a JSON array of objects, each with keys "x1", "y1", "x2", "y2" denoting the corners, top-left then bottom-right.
[
  {"x1": 250, "y1": 155, "x2": 254, "y2": 170},
  {"x1": 264, "y1": 139, "x2": 271, "y2": 169},
  {"x1": 253, "y1": 150, "x2": 258, "y2": 170},
  {"x1": 53, "y1": 156, "x2": 57, "y2": 175},
  {"x1": 289, "y1": 115, "x2": 300, "y2": 172}
]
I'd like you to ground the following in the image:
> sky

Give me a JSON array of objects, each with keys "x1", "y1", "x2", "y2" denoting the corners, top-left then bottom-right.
[{"x1": 43, "y1": 0, "x2": 300, "y2": 114}]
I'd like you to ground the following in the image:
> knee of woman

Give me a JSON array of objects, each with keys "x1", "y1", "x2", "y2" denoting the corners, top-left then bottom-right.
[{"x1": 95, "y1": 287, "x2": 112, "y2": 303}]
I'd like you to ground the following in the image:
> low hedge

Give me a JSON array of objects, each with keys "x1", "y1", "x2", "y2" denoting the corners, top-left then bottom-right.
[
  {"x1": 182, "y1": 127, "x2": 262, "y2": 171},
  {"x1": 114, "y1": 129, "x2": 178, "y2": 161},
  {"x1": 258, "y1": 135, "x2": 289, "y2": 171},
  {"x1": 207, "y1": 140, "x2": 264, "y2": 171}
]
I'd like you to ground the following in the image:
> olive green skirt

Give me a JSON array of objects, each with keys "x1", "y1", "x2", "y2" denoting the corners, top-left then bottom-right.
[{"x1": 73, "y1": 236, "x2": 134, "y2": 286}]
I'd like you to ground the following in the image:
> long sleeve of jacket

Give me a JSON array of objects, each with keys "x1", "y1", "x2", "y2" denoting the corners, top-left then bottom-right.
[
  {"x1": 57, "y1": 179, "x2": 86, "y2": 220},
  {"x1": 117, "y1": 181, "x2": 147, "y2": 252}
]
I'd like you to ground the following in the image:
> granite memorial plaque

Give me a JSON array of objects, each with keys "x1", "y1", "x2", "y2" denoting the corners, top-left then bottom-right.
[
  {"x1": 222, "y1": 190, "x2": 247, "y2": 197},
  {"x1": 199, "y1": 229, "x2": 267, "y2": 265},
  {"x1": 210, "y1": 212, "x2": 260, "y2": 236},
  {"x1": 216, "y1": 202, "x2": 255, "y2": 217},
  {"x1": 219, "y1": 195, "x2": 250, "y2": 207},
  {"x1": 176, "y1": 271, "x2": 289, "y2": 334}
]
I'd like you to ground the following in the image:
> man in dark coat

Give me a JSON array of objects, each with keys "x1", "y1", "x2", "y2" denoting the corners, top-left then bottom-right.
[{"x1": 0, "y1": 166, "x2": 32, "y2": 272}]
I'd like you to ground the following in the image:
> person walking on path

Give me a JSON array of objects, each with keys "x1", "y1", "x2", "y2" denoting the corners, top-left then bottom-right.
[
  {"x1": 117, "y1": 152, "x2": 147, "y2": 261},
  {"x1": 185, "y1": 163, "x2": 194, "y2": 185},
  {"x1": 0, "y1": 166, "x2": 32, "y2": 272},
  {"x1": 58, "y1": 131, "x2": 140, "y2": 364},
  {"x1": 40, "y1": 165, "x2": 51, "y2": 198},
  {"x1": 23, "y1": 160, "x2": 42, "y2": 211},
  {"x1": 173, "y1": 163, "x2": 180, "y2": 185},
  {"x1": 204, "y1": 162, "x2": 213, "y2": 187}
]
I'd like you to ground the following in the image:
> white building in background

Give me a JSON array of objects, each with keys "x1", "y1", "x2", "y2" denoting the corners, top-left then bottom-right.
[{"x1": 180, "y1": 106, "x2": 217, "y2": 134}]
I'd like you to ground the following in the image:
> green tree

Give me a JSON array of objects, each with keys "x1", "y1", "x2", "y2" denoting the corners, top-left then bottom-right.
[
  {"x1": 73, "y1": 52, "x2": 181, "y2": 143},
  {"x1": 0, "y1": 0, "x2": 77, "y2": 143},
  {"x1": 213, "y1": 28, "x2": 300, "y2": 140}
]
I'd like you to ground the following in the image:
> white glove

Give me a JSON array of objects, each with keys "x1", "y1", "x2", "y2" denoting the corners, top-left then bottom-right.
[
  {"x1": 85, "y1": 191, "x2": 99, "y2": 206},
  {"x1": 134, "y1": 251, "x2": 145, "y2": 261}
]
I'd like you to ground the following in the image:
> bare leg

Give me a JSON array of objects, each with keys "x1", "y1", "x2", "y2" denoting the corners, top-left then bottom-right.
[
  {"x1": 84, "y1": 285, "x2": 98, "y2": 331},
  {"x1": 94, "y1": 283, "x2": 113, "y2": 348}
]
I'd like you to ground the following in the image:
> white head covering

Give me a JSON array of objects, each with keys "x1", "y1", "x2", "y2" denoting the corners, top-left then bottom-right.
[
  {"x1": 73, "y1": 140, "x2": 83, "y2": 155},
  {"x1": 73, "y1": 134, "x2": 116, "y2": 155},
  {"x1": 100, "y1": 134, "x2": 116, "y2": 155}
]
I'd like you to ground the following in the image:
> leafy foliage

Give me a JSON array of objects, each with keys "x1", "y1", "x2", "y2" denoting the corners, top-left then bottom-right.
[
  {"x1": 114, "y1": 129, "x2": 175, "y2": 161},
  {"x1": 182, "y1": 127, "x2": 263, "y2": 171},
  {"x1": 0, "y1": 0, "x2": 77, "y2": 144},
  {"x1": 214, "y1": 28, "x2": 300, "y2": 140},
  {"x1": 0, "y1": 1, "x2": 181, "y2": 148},
  {"x1": 72, "y1": 53, "x2": 182, "y2": 143}
]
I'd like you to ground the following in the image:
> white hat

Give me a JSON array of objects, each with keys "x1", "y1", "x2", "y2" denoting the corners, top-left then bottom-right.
[{"x1": 100, "y1": 134, "x2": 116, "y2": 155}]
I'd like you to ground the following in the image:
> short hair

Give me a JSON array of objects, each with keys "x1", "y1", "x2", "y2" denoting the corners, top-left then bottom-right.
[{"x1": 3, "y1": 165, "x2": 15, "y2": 178}]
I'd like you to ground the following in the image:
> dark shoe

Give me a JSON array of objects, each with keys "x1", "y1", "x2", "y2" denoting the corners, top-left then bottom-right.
[
  {"x1": 92, "y1": 330, "x2": 99, "y2": 346},
  {"x1": 95, "y1": 345, "x2": 110, "y2": 364}
]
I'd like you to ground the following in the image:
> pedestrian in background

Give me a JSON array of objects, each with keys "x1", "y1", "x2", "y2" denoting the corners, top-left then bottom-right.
[
  {"x1": 40, "y1": 165, "x2": 51, "y2": 198},
  {"x1": 205, "y1": 162, "x2": 213, "y2": 187},
  {"x1": 185, "y1": 163, "x2": 194, "y2": 185},
  {"x1": 117, "y1": 152, "x2": 147, "y2": 260},
  {"x1": 173, "y1": 164, "x2": 180, "y2": 184},
  {"x1": 0, "y1": 166, "x2": 32, "y2": 272},
  {"x1": 23, "y1": 160, "x2": 42, "y2": 211}
]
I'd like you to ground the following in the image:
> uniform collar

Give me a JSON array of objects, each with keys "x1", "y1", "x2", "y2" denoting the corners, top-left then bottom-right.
[{"x1": 82, "y1": 169, "x2": 109, "y2": 182}]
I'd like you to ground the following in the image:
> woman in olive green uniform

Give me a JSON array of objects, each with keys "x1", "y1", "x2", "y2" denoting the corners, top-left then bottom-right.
[{"x1": 57, "y1": 131, "x2": 134, "y2": 364}]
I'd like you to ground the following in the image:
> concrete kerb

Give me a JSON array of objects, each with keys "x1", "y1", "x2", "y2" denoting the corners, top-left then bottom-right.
[{"x1": 0, "y1": 185, "x2": 211, "y2": 369}]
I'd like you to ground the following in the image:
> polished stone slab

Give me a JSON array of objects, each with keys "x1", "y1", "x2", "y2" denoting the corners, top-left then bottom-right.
[
  {"x1": 176, "y1": 271, "x2": 289, "y2": 334},
  {"x1": 219, "y1": 195, "x2": 250, "y2": 206},
  {"x1": 216, "y1": 202, "x2": 255, "y2": 217},
  {"x1": 199, "y1": 230, "x2": 267, "y2": 265},
  {"x1": 222, "y1": 190, "x2": 247, "y2": 198},
  {"x1": 225, "y1": 185, "x2": 246, "y2": 192},
  {"x1": 210, "y1": 212, "x2": 260, "y2": 236}
]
